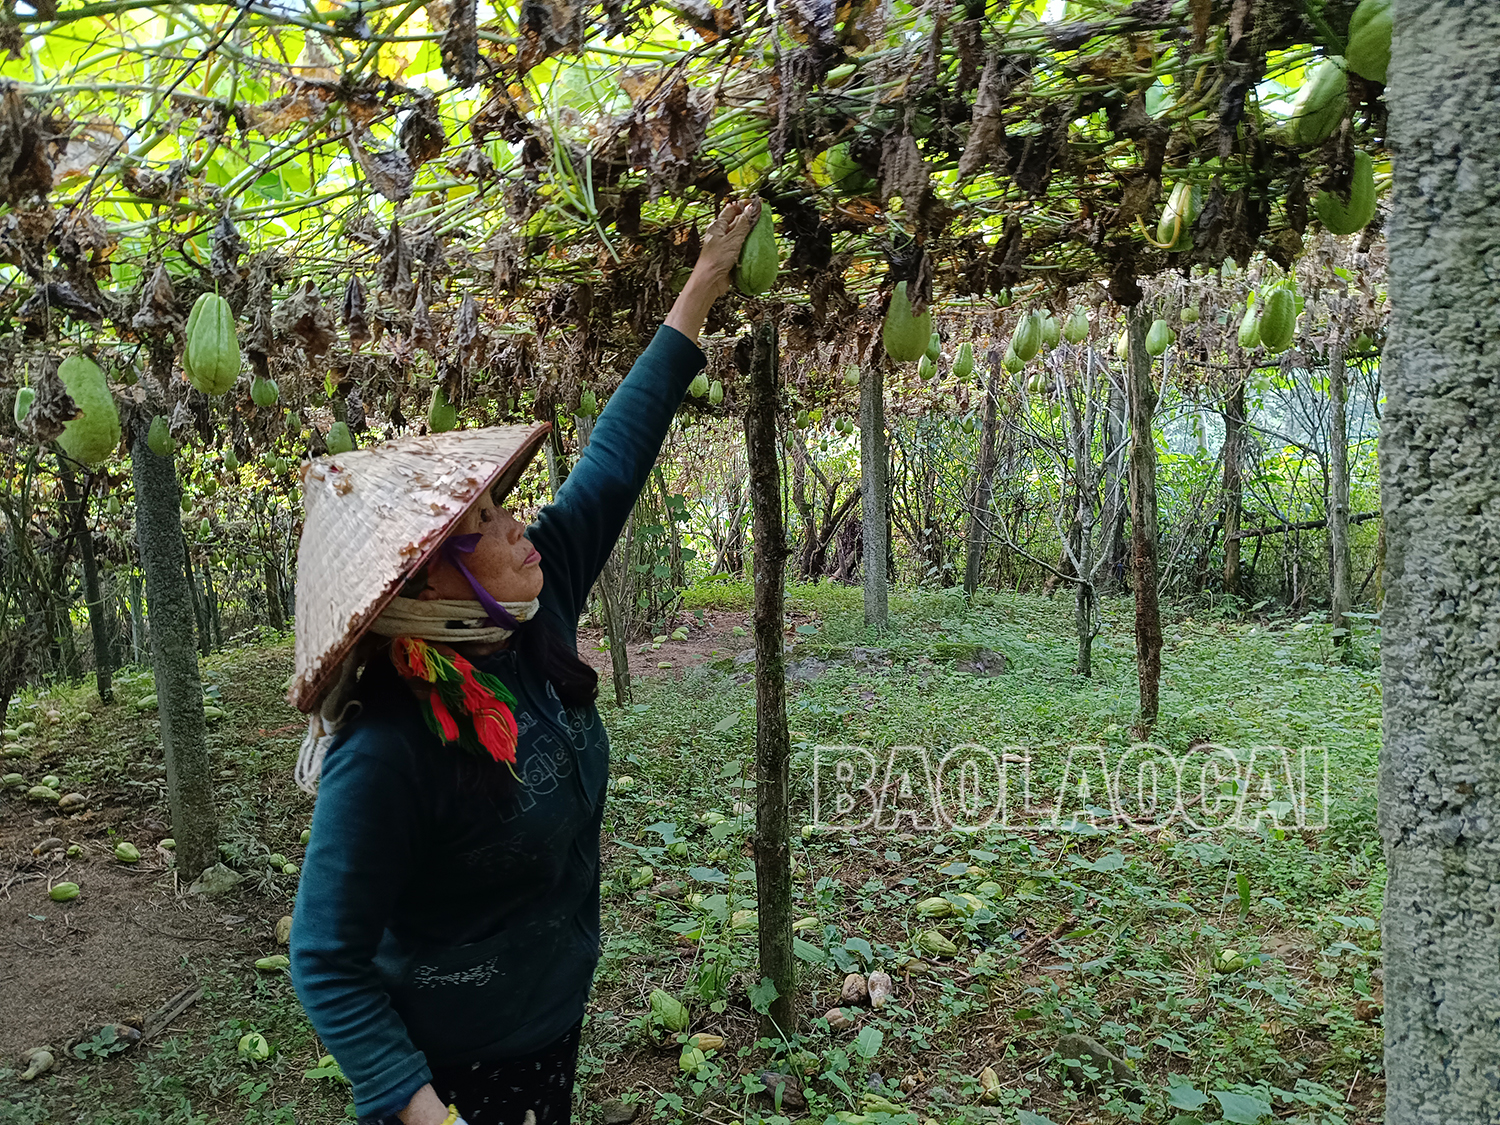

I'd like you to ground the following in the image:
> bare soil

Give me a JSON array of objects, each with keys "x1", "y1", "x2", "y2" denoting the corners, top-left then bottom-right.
[
  {"x1": 0, "y1": 648, "x2": 304, "y2": 1067},
  {"x1": 576, "y1": 606, "x2": 824, "y2": 684}
]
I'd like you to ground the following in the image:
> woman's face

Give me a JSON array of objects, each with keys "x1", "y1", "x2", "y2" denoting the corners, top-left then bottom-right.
[{"x1": 420, "y1": 486, "x2": 544, "y2": 605}]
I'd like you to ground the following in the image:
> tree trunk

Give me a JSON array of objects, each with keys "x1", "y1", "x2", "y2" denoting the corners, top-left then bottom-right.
[
  {"x1": 963, "y1": 351, "x2": 1001, "y2": 598},
  {"x1": 1222, "y1": 372, "x2": 1248, "y2": 598},
  {"x1": 807, "y1": 489, "x2": 858, "y2": 579},
  {"x1": 54, "y1": 598, "x2": 80, "y2": 682},
  {"x1": 131, "y1": 424, "x2": 216, "y2": 880},
  {"x1": 653, "y1": 466, "x2": 685, "y2": 590},
  {"x1": 128, "y1": 570, "x2": 145, "y2": 662},
  {"x1": 56, "y1": 457, "x2": 113, "y2": 702},
  {"x1": 1374, "y1": 516, "x2": 1387, "y2": 607},
  {"x1": 544, "y1": 402, "x2": 569, "y2": 498},
  {"x1": 261, "y1": 559, "x2": 283, "y2": 631},
  {"x1": 744, "y1": 320, "x2": 794, "y2": 1037},
  {"x1": 1100, "y1": 361, "x2": 1129, "y2": 593},
  {"x1": 595, "y1": 577, "x2": 632, "y2": 707},
  {"x1": 723, "y1": 476, "x2": 746, "y2": 576},
  {"x1": 1380, "y1": 10, "x2": 1500, "y2": 1119},
  {"x1": 1126, "y1": 308, "x2": 1162, "y2": 728},
  {"x1": 1327, "y1": 337, "x2": 1352, "y2": 647},
  {"x1": 790, "y1": 432, "x2": 816, "y2": 580},
  {"x1": 184, "y1": 546, "x2": 211, "y2": 657},
  {"x1": 860, "y1": 359, "x2": 889, "y2": 628},
  {"x1": 1063, "y1": 355, "x2": 1099, "y2": 677},
  {"x1": 204, "y1": 561, "x2": 223, "y2": 648}
]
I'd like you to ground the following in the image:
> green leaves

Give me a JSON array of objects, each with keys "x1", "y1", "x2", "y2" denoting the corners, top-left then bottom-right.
[
  {"x1": 1213, "y1": 1091, "x2": 1273, "y2": 1123},
  {"x1": 747, "y1": 976, "x2": 779, "y2": 1015},
  {"x1": 1167, "y1": 1084, "x2": 1208, "y2": 1110}
]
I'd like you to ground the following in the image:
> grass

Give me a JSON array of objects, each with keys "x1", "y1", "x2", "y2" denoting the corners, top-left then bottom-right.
[{"x1": 1, "y1": 586, "x2": 1384, "y2": 1125}]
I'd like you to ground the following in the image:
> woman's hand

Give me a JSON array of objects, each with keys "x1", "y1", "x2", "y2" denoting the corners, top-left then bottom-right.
[
  {"x1": 665, "y1": 198, "x2": 762, "y2": 343},
  {"x1": 398, "y1": 1084, "x2": 453, "y2": 1125}
]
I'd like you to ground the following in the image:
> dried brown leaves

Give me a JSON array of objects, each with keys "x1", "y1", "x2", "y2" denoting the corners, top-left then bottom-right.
[
  {"x1": 520, "y1": 0, "x2": 584, "y2": 71},
  {"x1": 958, "y1": 53, "x2": 1007, "y2": 180},
  {"x1": 401, "y1": 97, "x2": 447, "y2": 169},
  {"x1": 878, "y1": 129, "x2": 930, "y2": 211},
  {"x1": 440, "y1": 0, "x2": 479, "y2": 86},
  {"x1": 350, "y1": 128, "x2": 414, "y2": 202},
  {"x1": 272, "y1": 280, "x2": 336, "y2": 359},
  {"x1": 131, "y1": 263, "x2": 181, "y2": 333},
  {"x1": 19, "y1": 359, "x2": 76, "y2": 443},
  {"x1": 620, "y1": 71, "x2": 713, "y2": 198},
  {"x1": 0, "y1": 85, "x2": 54, "y2": 204},
  {"x1": 342, "y1": 275, "x2": 370, "y2": 347}
]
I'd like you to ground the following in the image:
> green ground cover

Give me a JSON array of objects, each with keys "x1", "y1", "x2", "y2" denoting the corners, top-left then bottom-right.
[{"x1": 0, "y1": 586, "x2": 1384, "y2": 1125}]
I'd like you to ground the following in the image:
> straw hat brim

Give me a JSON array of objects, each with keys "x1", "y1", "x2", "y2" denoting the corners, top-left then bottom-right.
[{"x1": 288, "y1": 423, "x2": 551, "y2": 714}]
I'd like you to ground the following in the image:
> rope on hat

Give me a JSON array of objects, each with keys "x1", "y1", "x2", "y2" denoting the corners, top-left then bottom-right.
[{"x1": 293, "y1": 594, "x2": 540, "y2": 793}]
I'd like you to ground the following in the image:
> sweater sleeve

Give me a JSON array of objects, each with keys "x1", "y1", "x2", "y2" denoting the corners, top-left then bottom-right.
[
  {"x1": 529, "y1": 324, "x2": 705, "y2": 622},
  {"x1": 290, "y1": 733, "x2": 432, "y2": 1119}
]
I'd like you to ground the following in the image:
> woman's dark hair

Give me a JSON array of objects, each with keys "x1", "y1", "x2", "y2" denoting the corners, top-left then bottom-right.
[{"x1": 514, "y1": 613, "x2": 598, "y2": 708}]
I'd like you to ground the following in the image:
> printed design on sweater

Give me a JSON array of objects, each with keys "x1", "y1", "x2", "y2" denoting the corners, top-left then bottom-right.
[
  {"x1": 489, "y1": 716, "x2": 575, "y2": 826},
  {"x1": 413, "y1": 956, "x2": 500, "y2": 989}
]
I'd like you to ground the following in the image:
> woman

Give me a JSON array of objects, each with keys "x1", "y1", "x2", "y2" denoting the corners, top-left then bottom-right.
[{"x1": 288, "y1": 200, "x2": 760, "y2": 1125}]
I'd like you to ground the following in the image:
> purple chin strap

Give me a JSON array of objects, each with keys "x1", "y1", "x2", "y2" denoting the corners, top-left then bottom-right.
[{"x1": 439, "y1": 533, "x2": 523, "y2": 630}]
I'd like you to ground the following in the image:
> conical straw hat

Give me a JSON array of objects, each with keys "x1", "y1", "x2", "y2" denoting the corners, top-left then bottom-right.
[{"x1": 288, "y1": 423, "x2": 550, "y2": 714}]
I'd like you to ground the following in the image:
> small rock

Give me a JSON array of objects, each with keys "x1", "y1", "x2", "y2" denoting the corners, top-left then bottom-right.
[
  {"x1": 1056, "y1": 1033, "x2": 1134, "y2": 1089},
  {"x1": 600, "y1": 1099, "x2": 638, "y2": 1125},
  {"x1": 188, "y1": 863, "x2": 244, "y2": 897},
  {"x1": 970, "y1": 648, "x2": 1006, "y2": 676},
  {"x1": 840, "y1": 972, "x2": 869, "y2": 1006},
  {"x1": 652, "y1": 881, "x2": 683, "y2": 900},
  {"x1": 825, "y1": 1006, "x2": 857, "y2": 1031},
  {"x1": 57, "y1": 793, "x2": 87, "y2": 813},
  {"x1": 755, "y1": 1071, "x2": 806, "y2": 1111},
  {"x1": 274, "y1": 915, "x2": 293, "y2": 945},
  {"x1": 787, "y1": 657, "x2": 828, "y2": 683}
]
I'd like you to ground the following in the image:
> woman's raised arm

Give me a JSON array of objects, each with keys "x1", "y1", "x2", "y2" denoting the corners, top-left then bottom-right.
[{"x1": 529, "y1": 200, "x2": 760, "y2": 621}]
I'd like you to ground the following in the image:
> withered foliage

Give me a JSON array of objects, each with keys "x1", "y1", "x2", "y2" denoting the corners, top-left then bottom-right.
[
  {"x1": 0, "y1": 0, "x2": 1392, "y2": 452},
  {"x1": 400, "y1": 97, "x2": 447, "y2": 169},
  {"x1": 0, "y1": 86, "x2": 56, "y2": 204},
  {"x1": 272, "y1": 280, "x2": 336, "y2": 359},
  {"x1": 131, "y1": 263, "x2": 181, "y2": 334},
  {"x1": 439, "y1": 0, "x2": 479, "y2": 86},
  {"x1": 342, "y1": 275, "x2": 370, "y2": 347},
  {"x1": 520, "y1": 0, "x2": 585, "y2": 70},
  {"x1": 619, "y1": 70, "x2": 713, "y2": 199},
  {"x1": 19, "y1": 358, "x2": 76, "y2": 443},
  {"x1": 350, "y1": 128, "x2": 415, "y2": 203}
]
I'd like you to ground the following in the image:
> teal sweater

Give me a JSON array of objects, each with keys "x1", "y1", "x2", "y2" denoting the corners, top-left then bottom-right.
[{"x1": 290, "y1": 326, "x2": 705, "y2": 1119}]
